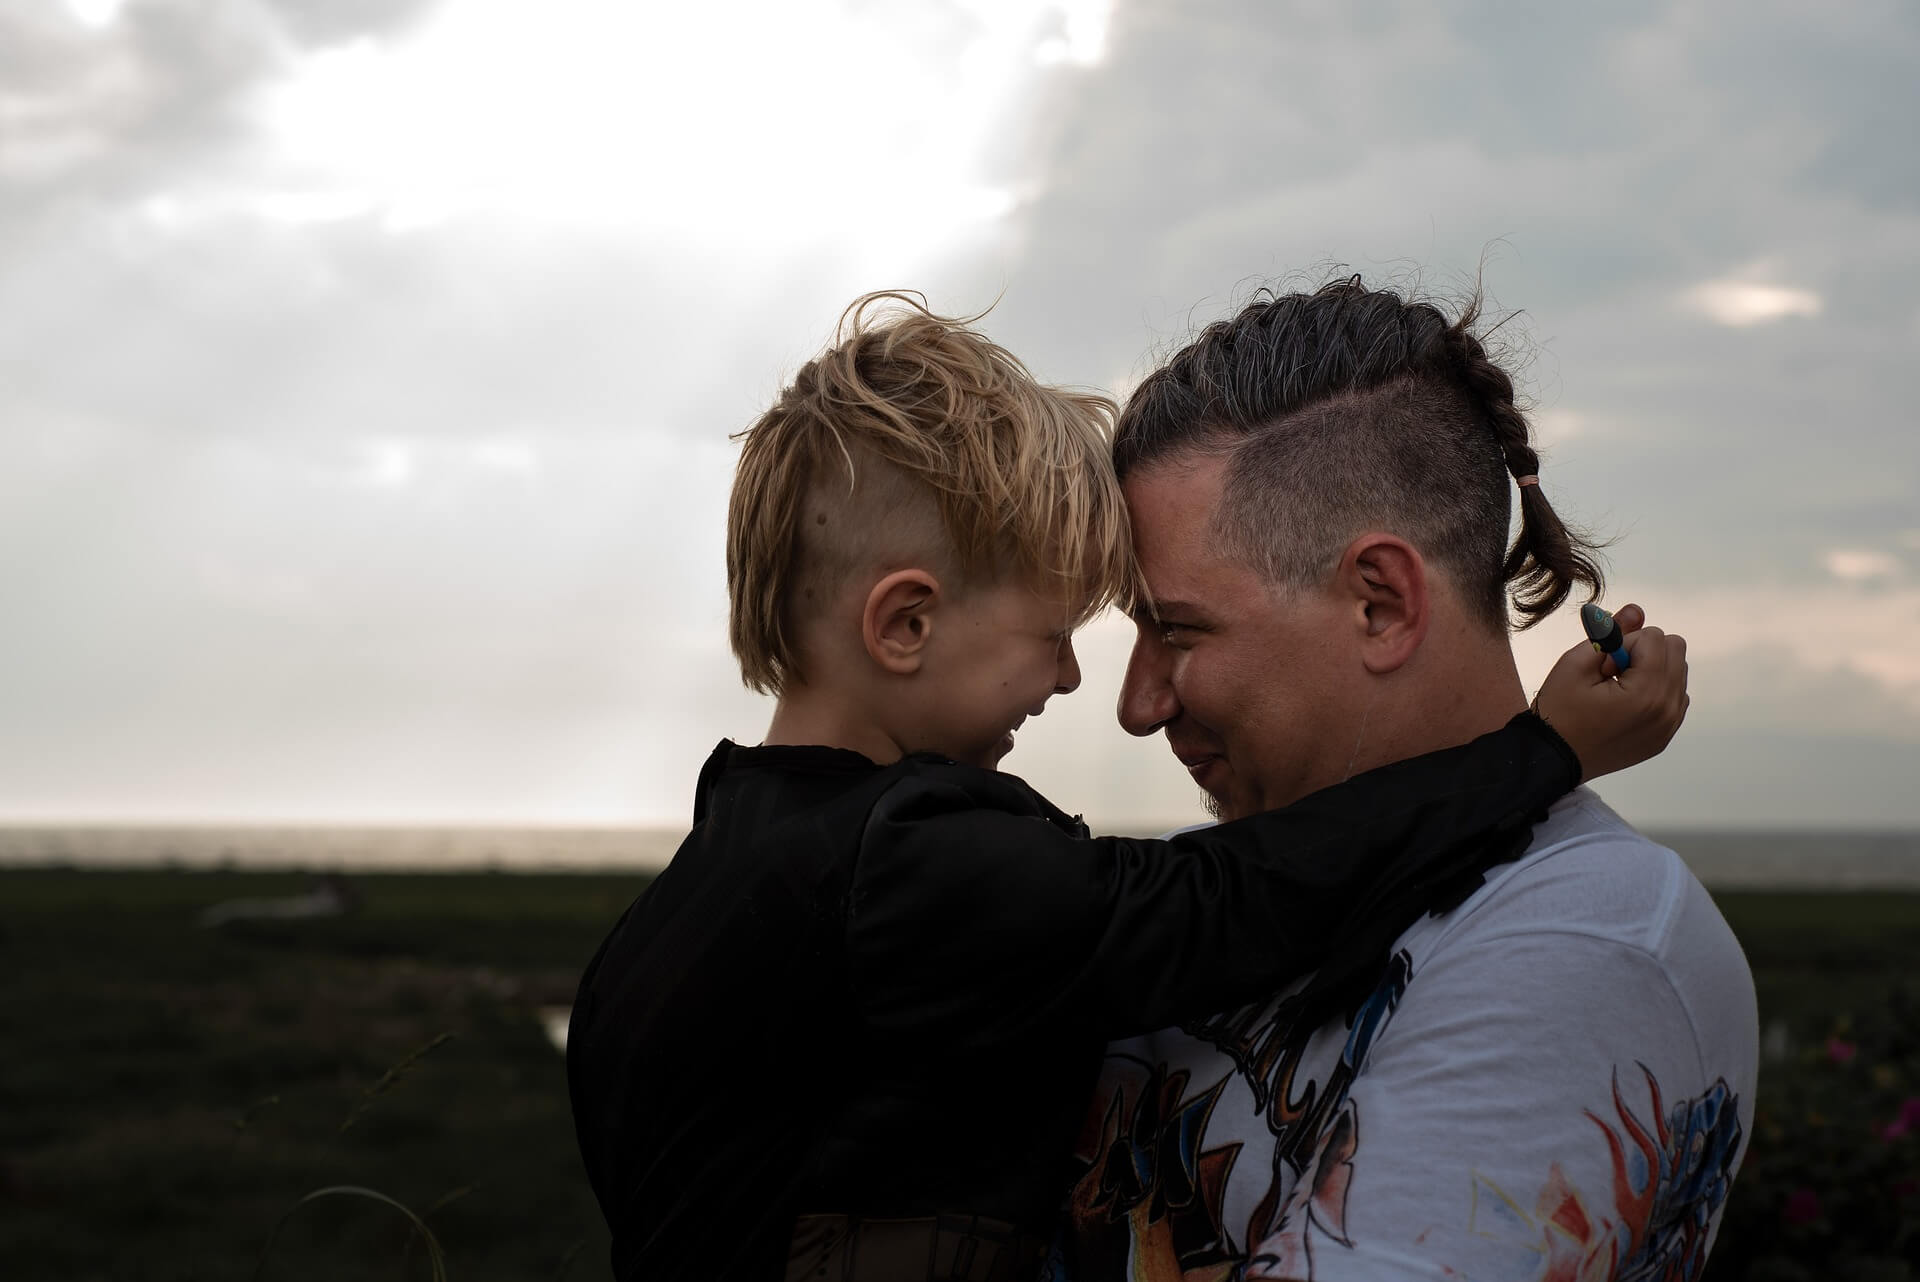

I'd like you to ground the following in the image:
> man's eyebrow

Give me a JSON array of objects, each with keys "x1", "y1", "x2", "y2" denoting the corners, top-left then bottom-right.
[{"x1": 1129, "y1": 598, "x2": 1207, "y2": 624}]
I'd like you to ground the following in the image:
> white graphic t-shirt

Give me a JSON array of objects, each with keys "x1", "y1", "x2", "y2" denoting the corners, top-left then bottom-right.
[{"x1": 1055, "y1": 788, "x2": 1759, "y2": 1282}]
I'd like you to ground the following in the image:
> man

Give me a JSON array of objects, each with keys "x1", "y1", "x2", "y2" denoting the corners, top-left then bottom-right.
[{"x1": 1059, "y1": 278, "x2": 1758, "y2": 1282}]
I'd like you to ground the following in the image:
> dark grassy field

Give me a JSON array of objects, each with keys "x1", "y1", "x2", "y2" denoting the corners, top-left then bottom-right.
[
  {"x1": 3, "y1": 869, "x2": 1916, "y2": 1281},
  {"x1": 1, "y1": 869, "x2": 640, "y2": 1282}
]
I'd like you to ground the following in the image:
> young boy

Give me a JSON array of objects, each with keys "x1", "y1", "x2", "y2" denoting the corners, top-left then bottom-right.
[{"x1": 567, "y1": 294, "x2": 1682, "y2": 1282}]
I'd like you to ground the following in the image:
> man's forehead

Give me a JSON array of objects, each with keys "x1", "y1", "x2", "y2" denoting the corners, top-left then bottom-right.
[
  {"x1": 1122, "y1": 457, "x2": 1234, "y2": 606},
  {"x1": 1121, "y1": 450, "x2": 1230, "y2": 508}
]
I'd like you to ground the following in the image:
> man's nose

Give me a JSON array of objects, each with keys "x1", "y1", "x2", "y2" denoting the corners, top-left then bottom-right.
[
  {"x1": 1116, "y1": 629, "x2": 1178, "y2": 737},
  {"x1": 1054, "y1": 636, "x2": 1083, "y2": 695}
]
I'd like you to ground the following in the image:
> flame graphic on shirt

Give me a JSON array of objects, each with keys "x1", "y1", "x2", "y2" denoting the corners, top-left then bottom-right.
[{"x1": 1470, "y1": 1065, "x2": 1744, "y2": 1282}]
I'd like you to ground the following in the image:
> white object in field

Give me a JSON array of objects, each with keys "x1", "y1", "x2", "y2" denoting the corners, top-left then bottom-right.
[
  {"x1": 539, "y1": 1006, "x2": 571, "y2": 1054},
  {"x1": 197, "y1": 874, "x2": 360, "y2": 926}
]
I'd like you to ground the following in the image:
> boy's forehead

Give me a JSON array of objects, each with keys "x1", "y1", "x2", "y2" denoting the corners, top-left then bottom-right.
[
  {"x1": 1004, "y1": 572, "x2": 1089, "y2": 615},
  {"x1": 1004, "y1": 531, "x2": 1123, "y2": 615}
]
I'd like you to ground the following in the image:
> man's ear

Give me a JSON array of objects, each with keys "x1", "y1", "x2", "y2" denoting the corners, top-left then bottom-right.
[
  {"x1": 862, "y1": 569, "x2": 941, "y2": 675},
  {"x1": 1336, "y1": 533, "x2": 1429, "y2": 675}
]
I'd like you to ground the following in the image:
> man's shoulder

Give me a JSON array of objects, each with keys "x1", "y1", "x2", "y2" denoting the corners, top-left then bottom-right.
[
  {"x1": 1426, "y1": 787, "x2": 1717, "y2": 959},
  {"x1": 1414, "y1": 789, "x2": 1754, "y2": 1018}
]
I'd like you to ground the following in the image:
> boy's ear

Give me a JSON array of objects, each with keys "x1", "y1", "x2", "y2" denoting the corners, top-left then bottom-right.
[
  {"x1": 1336, "y1": 532, "x2": 1429, "y2": 675},
  {"x1": 862, "y1": 569, "x2": 941, "y2": 675}
]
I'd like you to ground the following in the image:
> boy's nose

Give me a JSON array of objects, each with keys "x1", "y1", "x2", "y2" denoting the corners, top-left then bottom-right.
[
  {"x1": 1116, "y1": 629, "x2": 1179, "y2": 737},
  {"x1": 1054, "y1": 636, "x2": 1083, "y2": 694}
]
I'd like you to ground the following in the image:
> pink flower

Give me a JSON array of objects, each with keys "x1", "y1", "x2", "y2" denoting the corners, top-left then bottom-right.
[
  {"x1": 1825, "y1": 1037, "x2": 1857, "y2": 1064},
  {"x1": 1883, "y1": 1097, "x2": 1920, "y2": 1141},
  {"x1": 1783, "y1": 1187, "x2": 1822, "y2": 1226}
]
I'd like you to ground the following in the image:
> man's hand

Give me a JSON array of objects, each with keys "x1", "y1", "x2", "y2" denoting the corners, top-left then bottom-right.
[{"x1": 1532, "y1": 602, "x2": 1690, "y2": 781}]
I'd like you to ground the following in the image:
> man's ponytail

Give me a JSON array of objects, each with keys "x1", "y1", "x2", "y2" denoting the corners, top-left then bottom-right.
[{"x1": 1446, "y1": 309, "x2": 1606, "y2": 628}]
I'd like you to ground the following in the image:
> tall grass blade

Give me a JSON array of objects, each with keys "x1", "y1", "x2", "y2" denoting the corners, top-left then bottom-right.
[
  {"x1": 340, "y1": 1031, "x2": 456, "y2": 1134},
  {"x1": 231, "y1": 1093, "x2": 282, "y2": 1133},
  {"x1": 252, "y1": 1184, "x2": 447, "y2": 1282},
  {"x1": 552, "y1": 1237, "x2": 588, "y2": 1281},
  {"x1": 402, "y1": 1183, "x2": 478, "y2": 1273}
]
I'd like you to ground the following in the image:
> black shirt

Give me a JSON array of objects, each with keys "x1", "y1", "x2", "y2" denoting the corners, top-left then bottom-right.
[{"x1": 567, "y1": 714, "x2": 1579, "y2": 1280}]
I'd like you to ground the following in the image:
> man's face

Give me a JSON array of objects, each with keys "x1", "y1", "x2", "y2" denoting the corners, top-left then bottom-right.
[{"x1": 1117, "y1": 455, "x2": 1367, "y2": 819}]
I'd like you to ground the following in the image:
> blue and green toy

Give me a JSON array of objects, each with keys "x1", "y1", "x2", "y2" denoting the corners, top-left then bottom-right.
[{"x1": 1580, "y1": 602, "x2": 1631, "y2": 672}]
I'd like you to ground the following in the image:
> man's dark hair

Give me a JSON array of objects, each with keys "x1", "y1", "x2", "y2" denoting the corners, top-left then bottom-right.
[{"x1": 1115, "y1": 275, "x2": 1604, "y2": 630}]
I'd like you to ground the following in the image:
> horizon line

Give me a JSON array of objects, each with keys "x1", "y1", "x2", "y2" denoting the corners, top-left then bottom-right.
[{"x1": 1, "y1": 818, "x2": 1918, "y2": 835}]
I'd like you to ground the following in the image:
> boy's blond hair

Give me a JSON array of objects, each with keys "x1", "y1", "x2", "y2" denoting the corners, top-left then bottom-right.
[{"x1": 727, "y1": 291, "x2": 1132, "y2": 696}]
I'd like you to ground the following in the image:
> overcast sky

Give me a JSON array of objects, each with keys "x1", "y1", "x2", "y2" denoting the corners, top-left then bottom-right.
[{"x1": 3, "y1": 0, "x2": 1916, "y2": 830}]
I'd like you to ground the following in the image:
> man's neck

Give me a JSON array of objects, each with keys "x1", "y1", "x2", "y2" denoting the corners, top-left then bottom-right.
[{"x1": 1346, "y1": 638, "x2": 1531, "y2": 781}]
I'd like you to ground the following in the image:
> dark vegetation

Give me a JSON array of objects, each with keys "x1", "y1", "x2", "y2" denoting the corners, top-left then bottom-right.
[
  {"x1": 1703, "y1": 894, "x2": 1920, "y2": 1281},
  {"x1": 1, "y1": 869, "x2": 633, "y2": 1281},
  {"x1": 1, "y1": 869, "x2": 1914, "y2": 1280}
]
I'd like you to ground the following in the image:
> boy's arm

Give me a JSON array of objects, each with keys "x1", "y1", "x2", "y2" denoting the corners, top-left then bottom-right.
[{"x1": 845, "y1": 712, "x2": 1579, "y2": 1046}]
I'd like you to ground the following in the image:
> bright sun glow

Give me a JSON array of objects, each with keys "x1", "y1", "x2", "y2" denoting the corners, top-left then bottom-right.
[
  {"x1": 245, "y1": 0, "x2": 1110, "y2": 263},
  {"x1": 1684, "y1": 278, "x2": 1824, "y2": 327},
  {"x1": 1826, "y1": 547, "x2": 1903, "y2": 583},
  {"x1": 64, "y1": 0, "x2": 124, "y2": 27}
]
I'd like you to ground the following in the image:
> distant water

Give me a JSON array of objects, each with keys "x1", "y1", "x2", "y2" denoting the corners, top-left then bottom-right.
[
  {"x1": 1, "y1": 825, "x2": 1918, "y2": 889},
  {"x1": 0, "y1": 825, "x2": 687, "y2": 873}
]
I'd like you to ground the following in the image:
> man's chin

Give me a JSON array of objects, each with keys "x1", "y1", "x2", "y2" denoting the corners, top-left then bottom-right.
[
  {"x1": 1198, "y1": 781, "x2": 1257, "y2": 823},
  {"x1": 1202, "y1": 791, "x2": 1256, "y2": 823},
  {"x1": 1186, "y1": 759, "x2": 1242, "y2": 821}
]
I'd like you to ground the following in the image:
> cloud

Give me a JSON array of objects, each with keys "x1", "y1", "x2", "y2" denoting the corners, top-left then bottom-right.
[
  {"x1": 1825, "y1": 547, "x2": 1905, "y2": 583},
  {"x1": 3, "y1": 0, "x2": 1917, "y2": 827},
  {"x1": 355, "y1": 439, "x2": 415, "y2": 488},
  {"x1": 1494, "y1": 581, "x2": 1911, "y2": 750},
  {"x1": 469, "y1": 439, "x2": 538, "y2": 474},
  {"x1": 1592, "y1": 729, "x2": 1920, "y2": 831},
  {"x1": 1530, "y1": 408, "x2": 1589, "y2": 448},
  {"x1": 65, "y1": 0, "x2": 127, "y2": 27},
  {"x1": 1683, "y1": 279, "x2": 1824, "y2": 327},
  {"x1": 1697, "y1": 646, "x2": 1920, "y2": 744}
]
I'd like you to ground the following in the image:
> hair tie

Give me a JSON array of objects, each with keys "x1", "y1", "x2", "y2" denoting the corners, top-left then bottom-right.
[{"x1": 1515, "y1": 474, "x2": 1540, "y2": 488}]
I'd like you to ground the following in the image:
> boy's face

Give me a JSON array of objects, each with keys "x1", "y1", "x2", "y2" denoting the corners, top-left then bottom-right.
[{"x1": 919, "y1": 579, "x2": 1084, "y2": 769}]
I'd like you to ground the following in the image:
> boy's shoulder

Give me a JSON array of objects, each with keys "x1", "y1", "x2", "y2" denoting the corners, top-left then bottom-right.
[
  {"x1": 687, "y1": 741, "x2": 1088, "y2": 879},
  {"x1": 864, "y1": 757, "x2": 1089, "y2": 838}
]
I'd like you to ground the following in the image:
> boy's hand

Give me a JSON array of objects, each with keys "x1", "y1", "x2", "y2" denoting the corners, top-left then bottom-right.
[{"x1": 1533, "y1": 602, "x2": 1690, "y2": 782}]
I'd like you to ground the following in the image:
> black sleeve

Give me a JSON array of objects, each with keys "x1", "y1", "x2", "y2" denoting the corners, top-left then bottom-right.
[{"x1": 844, "y1": 711, "x2": 1579, "y2": 1046}]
